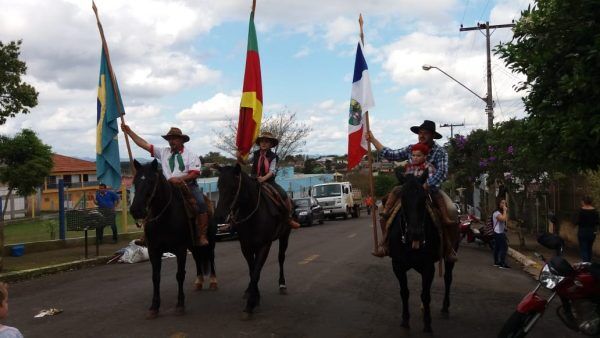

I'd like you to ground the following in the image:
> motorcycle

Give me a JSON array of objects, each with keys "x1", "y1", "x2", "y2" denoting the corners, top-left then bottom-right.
[
  {"x1": 498, "y1": 234, "x2": 600, "y2": 337},
  {"x1": 459, "y1": 214, "x2": 495, "y2": 250}
]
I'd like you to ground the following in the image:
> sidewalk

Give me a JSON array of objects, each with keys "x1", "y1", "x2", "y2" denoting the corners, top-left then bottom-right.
[
  {"x1": 0, "y1": 231, "x2": 143, "y2": 283},
  {"x1": 505, "y1": 225, "x2": 585, "y2": 279}
]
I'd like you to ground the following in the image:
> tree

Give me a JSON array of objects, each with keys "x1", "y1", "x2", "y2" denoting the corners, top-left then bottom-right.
[
  {"x1": 0, "y1": 40, "x2": 38, "y2": 124},
  {"x1": 303, "y1": 158, "x2": 317, "y2": 174},
  {"x1": 496, "y1": 0, "x2": 600, "y2": 172},
  {"x1": 213, "y1": 110, "x2": 312, "y2": 161},
  {"x1": 200, "y1": 151, "x2": 235, "y2": 165},
  {"x1": 0, "y1": 129, "x2": 53, "y2": 271},
  {"x1": 374, "y1": 174, "x2": 396, "y2": 198}
]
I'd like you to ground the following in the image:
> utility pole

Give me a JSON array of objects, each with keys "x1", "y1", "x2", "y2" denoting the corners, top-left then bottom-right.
[
  {"x1": 460, "y1": 21, "x2": 515, "y2": 130},
  {"x1": 440, "y1": 122, "x2": 464, "y2": 139}
]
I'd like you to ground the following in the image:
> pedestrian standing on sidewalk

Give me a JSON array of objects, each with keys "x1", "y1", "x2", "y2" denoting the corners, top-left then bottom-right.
[
  {"x1": 493, "y1": 199, "x2": 510, "y2": 269},
  {"x1": 576, "y1": 195, "x2": 599, "y2": 263},
  {"x1": 94, "y1": 183, "x2": 120, "y2": 244}
]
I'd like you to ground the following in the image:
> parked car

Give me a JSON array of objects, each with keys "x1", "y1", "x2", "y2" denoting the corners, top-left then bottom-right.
[
  {"x1": 216, "y1": 223, "x2": 237, "y2": 241},
  {"x1": 293, "y1": 197, "x2": 325, "y2": 226}
]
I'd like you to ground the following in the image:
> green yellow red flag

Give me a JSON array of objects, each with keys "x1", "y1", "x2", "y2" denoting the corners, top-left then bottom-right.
[{"x1": 236, "y1": 10, "x2": 263, "y2": 158}]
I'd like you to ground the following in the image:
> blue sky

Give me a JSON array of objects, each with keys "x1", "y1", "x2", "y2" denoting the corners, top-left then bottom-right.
[{"x1": 0, "y1": 0, "x2": 532, "y2": 160}]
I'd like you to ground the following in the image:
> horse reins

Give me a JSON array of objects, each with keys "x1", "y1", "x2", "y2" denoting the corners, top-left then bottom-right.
[
  {"x1": 226, "y1": 173, "x2": 262, "y2": 225},
  {"x1": 141, "y1": 173, "x2": 173, "y2": 224}
]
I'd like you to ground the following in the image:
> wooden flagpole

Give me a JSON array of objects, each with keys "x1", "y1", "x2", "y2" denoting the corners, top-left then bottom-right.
[
  {"x1": 92, "y1": 1, "x2": 135, "y2": 174},
  {"x1": 359, "y1": 14, "x2": 381, "y2": 256}
]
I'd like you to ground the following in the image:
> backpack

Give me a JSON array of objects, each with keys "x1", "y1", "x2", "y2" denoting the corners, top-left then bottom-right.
[{"x1": 484, "y1": 215, "x2": 495, "y2": 236}]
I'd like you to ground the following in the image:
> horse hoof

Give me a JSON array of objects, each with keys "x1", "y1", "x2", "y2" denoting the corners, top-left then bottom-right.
[
  {"x1": 175, "y1": 306, "x2": 185, "y2": 316},
  {"x1": 194, "y1": 283, "x2": 203, "y2": 291},
  {"x1": 279, "y1": 285, "x2": 287, "y2": 295},
  {"x1": 146, "y1": 310, "x2": 159, "y2": 320},
  {"x1": 209, "y1": 282, "x2": 218, "y2": 290},
  {"x1": 241, "y1": 311, "x2": 252, "y2": 321}
]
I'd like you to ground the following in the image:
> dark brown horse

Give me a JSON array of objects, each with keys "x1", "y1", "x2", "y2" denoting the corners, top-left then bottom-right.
[
  {"x1": 214, "y1": 164, "x2": 291, "y2": 319},
  {"x1": 387, "y1": 171, "x2": 441, "y2": 332},
  {"x1": 129, "y1": 159, "x2": 212, "y2": 319}
]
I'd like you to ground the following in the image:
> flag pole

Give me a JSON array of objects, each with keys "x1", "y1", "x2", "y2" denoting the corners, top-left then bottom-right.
[
  {"x1": 252, "y1": 0, "x2": 256, "y2": 12},
  {"x1": 92, "y1": 1, "x2": 135, "y2": 174},
  {"x1": 359, "y1": 14, "x2": 381, "y2": 256}
]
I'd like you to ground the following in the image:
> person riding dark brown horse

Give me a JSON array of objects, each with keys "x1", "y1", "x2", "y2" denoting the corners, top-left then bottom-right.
[
  {"x1": 237, "y1": 131, "x2": 300, "y2": 229},
  {"x1": 368, "y1": 120, "x2": 459, "y2": 262}
]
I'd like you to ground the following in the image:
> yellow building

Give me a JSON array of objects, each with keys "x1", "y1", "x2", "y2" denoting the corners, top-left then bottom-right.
[{"x1": 39, "y1": 154, "x2": 99, "y2": 211}]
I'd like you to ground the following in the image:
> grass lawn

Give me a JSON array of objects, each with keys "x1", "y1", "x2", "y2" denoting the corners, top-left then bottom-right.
[{"x1": 3, "y1": 211, "x2": 138, "y2": 245}]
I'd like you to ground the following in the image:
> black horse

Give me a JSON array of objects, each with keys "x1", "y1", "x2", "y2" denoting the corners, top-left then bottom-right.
[
  {"x1": 388, "y1": 172, "x2": 441, "y2": 332},
  {"x1": 214, "y1": 164, "x2": 291, "y2": 319},
  {"x1": 130, "y1": 159, "x2": 211, "y2": 319}
]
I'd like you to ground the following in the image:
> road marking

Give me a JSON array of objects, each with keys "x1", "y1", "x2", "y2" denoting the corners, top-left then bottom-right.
[
  {"x1": 299, "y1": 254, "x2": 320, "y2": 265},
  {"x1": 347, "y1": 233, "x2": 357, "y2": 238}
]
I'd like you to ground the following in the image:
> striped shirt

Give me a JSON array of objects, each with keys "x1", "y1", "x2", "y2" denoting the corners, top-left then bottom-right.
[{"x1": 380, "y1": 142, "x2": 448, "y2": 189}]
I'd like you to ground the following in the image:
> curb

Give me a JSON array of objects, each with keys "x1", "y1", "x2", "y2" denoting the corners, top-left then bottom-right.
[
  {"x1": 507, "y1": 247, "x2": 543, "y2": 279},
  {"x1": 0, "y1": 256, "x2": 110, "y2": 283}
]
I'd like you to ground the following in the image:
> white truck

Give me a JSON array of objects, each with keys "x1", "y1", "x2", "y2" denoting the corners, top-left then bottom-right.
[{"x1": 310, "y1": 182, "x2": 361, "y2": 219}]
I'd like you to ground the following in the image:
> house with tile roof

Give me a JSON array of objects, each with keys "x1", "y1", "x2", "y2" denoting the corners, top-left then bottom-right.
[{"x1": 39, "y1": 154, "x2": 100, "y2": 211}]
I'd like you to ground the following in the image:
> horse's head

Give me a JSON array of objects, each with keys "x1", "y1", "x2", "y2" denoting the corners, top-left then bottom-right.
[
  {"x1": 214, "y1": 163, "x2": 243, "y2": 224},
  {"x1": 130, "y1": 159, "x2": 162, "y2": 220},
  {"x1": 399, "y1": 170, "x2": 429, "y2": 237}
]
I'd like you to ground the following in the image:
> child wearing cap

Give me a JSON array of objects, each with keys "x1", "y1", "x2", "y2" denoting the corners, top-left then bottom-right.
[{"x1": 376, "y1": 143, "x2": 436, "y2": 255}]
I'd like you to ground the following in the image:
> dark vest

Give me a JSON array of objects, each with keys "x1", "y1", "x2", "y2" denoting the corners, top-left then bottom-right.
[{"x1": 251, "y1": 149, "x2": 278, "y2": 179}]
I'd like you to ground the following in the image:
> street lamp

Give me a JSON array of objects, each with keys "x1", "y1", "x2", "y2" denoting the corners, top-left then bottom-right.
[{"x1": 422, "y1": 64, "x2": 494, "y2": 130}]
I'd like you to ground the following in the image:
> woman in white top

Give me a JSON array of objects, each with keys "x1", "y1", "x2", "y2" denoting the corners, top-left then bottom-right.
[{"x1": 493, "y1": 199, "x2": 510, "y2": 268}]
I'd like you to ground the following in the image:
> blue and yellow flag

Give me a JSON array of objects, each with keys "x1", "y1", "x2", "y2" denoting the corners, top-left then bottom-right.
[{"x1": 96, "y1": 47, "x2": 122, "y2": 189}]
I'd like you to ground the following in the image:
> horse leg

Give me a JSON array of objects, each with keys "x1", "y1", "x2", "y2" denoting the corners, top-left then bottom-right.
[
  {"x1": 278, "y1": 230, "x2": 290, "y2": 294},
  {"x1": 392, "y1": 258, "x2": 410, "y2": 329},
  {"x1": 147, "y1": 249, "x2": 162, "y2": 319},
  {"x1": 209, "y1": 240, "x2": 218, "y2": 290},
  {"x1": 241, "y1": 243, "x2": 255, "y2": 300},
  {"x1": 175, "y1": 246, "x2": 188, "y2": 315},
  {"x1": 441, "y1": 260, "x2": 455, "y2": 315},
  {"x1": 420, "y1": 262, "x2": 435, "y2": 333},
  {"x1": 243, "y1": 244, "x2": 272, "y2": 318}
]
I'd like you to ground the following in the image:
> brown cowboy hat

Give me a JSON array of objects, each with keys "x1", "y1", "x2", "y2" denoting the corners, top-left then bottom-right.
[
  {"x1": 255, "y1": 131, "x2": 279, "y2": 147},
  {"x1": 161, "y1": 127, "x2": 190, "y2": 143},
  {"x1": 410, "y1": 120, "x2": 443, "y2": 139}
]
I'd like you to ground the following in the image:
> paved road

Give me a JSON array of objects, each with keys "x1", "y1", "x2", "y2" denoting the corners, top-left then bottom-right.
[{"x1": 8, "y1": 214, "x2": 574, "y2": 337}]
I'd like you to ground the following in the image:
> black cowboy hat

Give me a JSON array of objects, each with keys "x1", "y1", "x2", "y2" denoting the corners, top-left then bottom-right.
[
  {"x1": 410, "y1": 120, "x2": 443, "y2": 139},
  {"x1": 161, "y1": 127, "x2": 190, "y2": 143},
  {"x1": 255, "y1": 131, "x2": 279, "y2": 147}
]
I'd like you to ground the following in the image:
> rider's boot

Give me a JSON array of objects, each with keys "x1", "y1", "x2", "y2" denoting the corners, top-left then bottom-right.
[
  {"x1": 286, "y1": 199, "x2": 301, "y2": 229},
  {"x1": 196, "y1": 212, "x2": 209, "y2": 246}
]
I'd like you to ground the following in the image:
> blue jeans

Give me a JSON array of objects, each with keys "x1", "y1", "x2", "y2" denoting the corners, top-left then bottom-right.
[
  {"x1": 188, "y1": 183, "x2": 208, "y2": 214},
  {"x1": 493, "y1": 232, "x2": 508, "y2": 265},
  {"x1": 578, "y1": 231, "x2": 596, "y2": 262}
]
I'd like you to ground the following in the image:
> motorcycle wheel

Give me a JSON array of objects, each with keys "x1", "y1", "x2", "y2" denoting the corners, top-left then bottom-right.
[{"x1": 498, "y1": 311, "x2": 537, "y2": 338}]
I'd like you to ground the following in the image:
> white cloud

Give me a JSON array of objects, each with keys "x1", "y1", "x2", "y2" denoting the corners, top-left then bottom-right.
[{"x1": 176, "y1": 92, "x2": 240, "y2": 122}]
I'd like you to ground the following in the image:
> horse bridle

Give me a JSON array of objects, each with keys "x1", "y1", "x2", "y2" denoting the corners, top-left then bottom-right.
[
  {"x1": 399, "y1": 194, "x2": 428, "y2": 245},
  {"x1": 225, "y1": 173, "x2": 262, "y2": 225},
  {"x1": 139, "y1": 173, "x2": 173, "y2": 224}
]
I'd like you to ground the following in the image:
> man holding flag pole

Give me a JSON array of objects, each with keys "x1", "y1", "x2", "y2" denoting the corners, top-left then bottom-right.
[{"x1": 347, "y1": 14, "x2": 382, "y2": 256}]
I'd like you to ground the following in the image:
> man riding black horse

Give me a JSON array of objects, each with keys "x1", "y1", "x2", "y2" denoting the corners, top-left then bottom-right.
[
  {"x1": 368, "y1": 120, "x2": 459, "y2": 262},
  {"x1": 121, "y1": 123, "x2": 210, "y2": 246}
]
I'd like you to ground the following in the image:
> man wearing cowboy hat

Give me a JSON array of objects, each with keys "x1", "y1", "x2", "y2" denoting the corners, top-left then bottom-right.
[
  {"x1": 237, "y1": 131, "x2": 301, "y2": 229},
  {"x1": 121, "y1": 123, "x2": 210, "y2": 246},
  {"x1": 368, "y1": 120, "x2": 458, "y2": 262}
]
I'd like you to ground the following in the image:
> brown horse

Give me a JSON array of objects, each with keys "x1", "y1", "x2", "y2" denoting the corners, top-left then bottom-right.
[{"x1": 214, "y1": 164, "x2": 291, "y2": 319}]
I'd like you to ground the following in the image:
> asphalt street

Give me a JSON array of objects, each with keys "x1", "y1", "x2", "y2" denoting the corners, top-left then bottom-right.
[{"x1": 7, "y1": 214, "x2": 575, "y2": 338}]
